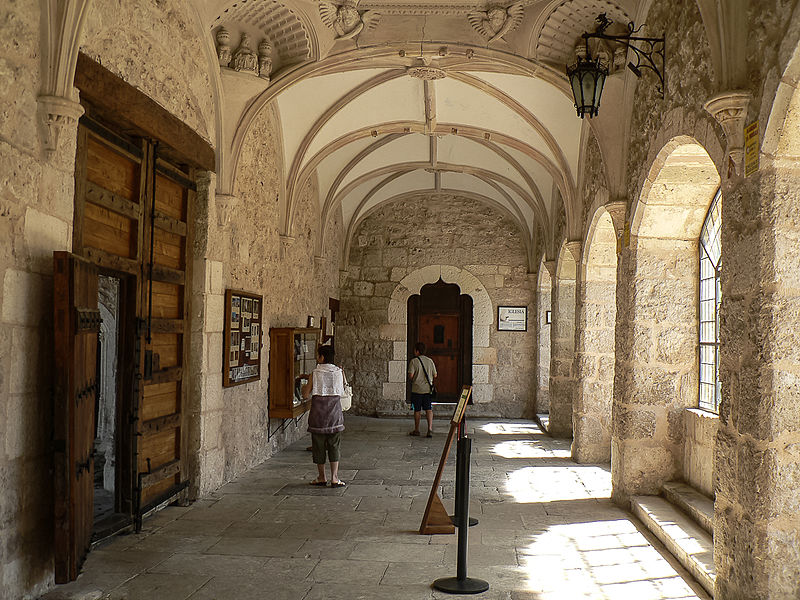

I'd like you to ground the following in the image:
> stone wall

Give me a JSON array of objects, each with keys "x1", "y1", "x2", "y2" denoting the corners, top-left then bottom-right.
[
  {"x1": 188, "y1": 104, "x2": 343, "y2": 496},
  {"x1": 683, "y1": 409, "x2": 717, "y2": 497},
  {"x1": 338, "y1": 194, "x2": 535, "y2": 419},
  {"x1": 80, "y1": 0, "x2": 216, "y2": 143}
]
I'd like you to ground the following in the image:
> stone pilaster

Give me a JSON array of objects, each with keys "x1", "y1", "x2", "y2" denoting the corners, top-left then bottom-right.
[
  {"x1": 548, "y1": 257, "x2": 576, "y2": 438},
  {"x1": 714, "y1": 164, "x2": 800, "y2": 599}
]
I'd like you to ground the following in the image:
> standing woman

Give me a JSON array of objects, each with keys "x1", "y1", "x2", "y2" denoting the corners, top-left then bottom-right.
[{"x1": 301, "y1": 345, "x2": 346, "y2": 487}]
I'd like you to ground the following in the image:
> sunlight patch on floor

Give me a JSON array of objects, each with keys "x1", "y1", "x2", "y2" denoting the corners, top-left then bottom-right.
[
  {"x1": 490, "y1": 439, "x2": 565, "y2": 459},
  {"x1": 519, "y1": 520, "x2": 703, "y2": 599},
  {"x1": 480, "y1": 422, "x2": 543, "y2": 435},
  {"x1": 504, "y1": 466, "x2": 613, "y2": 502}
]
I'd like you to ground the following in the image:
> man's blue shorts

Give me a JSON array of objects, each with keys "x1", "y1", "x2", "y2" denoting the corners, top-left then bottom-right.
[{"x1": 410, "y1": 392, "x2": 433, "y2": 412}]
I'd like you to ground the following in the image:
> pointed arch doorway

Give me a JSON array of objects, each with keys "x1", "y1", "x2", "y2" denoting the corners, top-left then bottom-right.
[{"x1": 407, "y1": 279, "x2": 473, "y2": 403}]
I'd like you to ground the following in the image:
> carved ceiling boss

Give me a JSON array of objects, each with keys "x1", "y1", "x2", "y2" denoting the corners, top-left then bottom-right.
[
  {"x1": 319, "y1": 0, "x2": 381, "y2": 41},
  {"x1": 467, "y1": 2, "x2": 525, "y2": 44}
]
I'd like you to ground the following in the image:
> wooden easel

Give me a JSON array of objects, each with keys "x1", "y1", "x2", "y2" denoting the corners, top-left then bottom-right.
[{"x1": 419, "y1": 386, "x2": 472, "y2": 535}]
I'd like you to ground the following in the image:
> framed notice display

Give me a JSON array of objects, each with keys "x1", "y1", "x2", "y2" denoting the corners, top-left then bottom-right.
[
  {"x1": 497, "y1": 305, "x2": 527, "y2": 331},
  {"x1": 223, "y1": 289, "x2": 263, "y2": 387}
]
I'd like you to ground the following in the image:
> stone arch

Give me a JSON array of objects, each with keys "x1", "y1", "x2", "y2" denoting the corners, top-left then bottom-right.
[
  {"x1": 536, "y1": 257, "x2": 553, "y2": 415},
  {"x1": 381, "y1": 265, "x2": 494, "y2": 412},
  {"x1": 548, "y1": 240, "x2": 578, "y2": 437},
  {"x1": 573, "y1": 207, "x2": 617, "y2": 463},
  {"x1": 613, "y1": 138, "x2": 721, "y2": 503}
]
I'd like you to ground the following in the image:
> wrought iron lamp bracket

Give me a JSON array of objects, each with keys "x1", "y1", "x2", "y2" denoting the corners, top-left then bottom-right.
[{"x1": 581, "y1": 15, "x2": 665, "y2": 96}]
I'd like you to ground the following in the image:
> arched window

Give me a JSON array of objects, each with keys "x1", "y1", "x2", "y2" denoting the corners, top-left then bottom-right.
[{"x1": 699, "y1": 189, "x2": 722, "y2": 412}]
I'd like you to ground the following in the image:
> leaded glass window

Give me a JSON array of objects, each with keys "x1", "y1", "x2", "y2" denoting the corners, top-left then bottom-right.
[{"x1": 699, "y1": 189, "x2": 721, "y2": 412}]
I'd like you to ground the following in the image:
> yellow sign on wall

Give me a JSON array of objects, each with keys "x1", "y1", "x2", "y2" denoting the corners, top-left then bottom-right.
[{"x1": 745, "y1": 120, "x2": 759, "y2": 177}]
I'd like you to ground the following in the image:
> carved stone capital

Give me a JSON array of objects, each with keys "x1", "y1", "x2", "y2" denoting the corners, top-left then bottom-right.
[
  {"x1": 215, "y1": 193, "x2": 238, "y2": 228},
  {"x1": 704, "y1": 90, "x2": 751, "y2": 176},
  {"x1": 565, "y1": 240, "x2": 582, "y2": 263},
  {"x1": 603, "y1": 200, "x2": 628, "y2": 236},
  {"x1": 543, "y1": 260, "x2": 556, "y2": 277},
  {"x1": 314, "y1": 255, "x2": 327, "y2": 269},
  {"x1": 37, "y1": 94, "x2": 84, "y2": 155},
  {"x1": 279, "y1": 234, "x2": 295, "y2": 259}
]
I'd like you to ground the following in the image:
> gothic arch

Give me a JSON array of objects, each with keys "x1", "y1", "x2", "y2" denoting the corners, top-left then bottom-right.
[{"x1": 381, "y1": 265, "x2": 495, "y2": 411}]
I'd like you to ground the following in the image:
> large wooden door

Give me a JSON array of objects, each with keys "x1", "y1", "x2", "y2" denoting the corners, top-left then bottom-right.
[
  {"x1": 408, "y1": 280, "x2": 473, "y2": 403},
  {"x1": 53, "y1": 252, "x2": 100, "y2": 583},
  {"x1": 72, "y1": 116, "x2": 193, "y2": 533}
]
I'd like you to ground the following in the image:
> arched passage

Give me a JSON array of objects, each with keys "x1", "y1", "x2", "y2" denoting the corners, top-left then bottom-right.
[
  {"x1": 549, "y1": 242, "x2": 578, "y2": 437},
  {"x1": 573, "y1": 209, "x2": 617, "y2": 463},
  {"x1": 612, "y1": 141, "x2": 721, "y2": 502},
  {"x1": 536, "y1": 259, "x2": 552, "y2": 415}
]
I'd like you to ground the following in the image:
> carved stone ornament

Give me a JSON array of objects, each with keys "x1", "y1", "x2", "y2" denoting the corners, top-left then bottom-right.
[
  {"x1": 279, "y1": 234, "x2": 295, "y2": 259},
  {"x1": 565, "y1": 240, "x2": 582, "y2": 263},
  {"x1": 319, "y1": 0, "x2": 381, "y2": 41},
  {"x1": 407, "y1": 66, "x2": 447, "y2": 80},
  {"x1": 704, "y1": 90, "x2": 752, "y2": 176},
  {"x1": 467, "y1": 2, "x2": 524, "y2": 44},
  {"x1": 603, "y1": 200, "x2": 628, "y2": 237},
  {"x1": 232, "y1": 33, "x2": 258, "y2": 74},
  {"x1": 216, "y1": 27, "x2": 232, "y2": 67},
  {"x1": 38, "y1": 94, "x2": 85, "y2": 155},
  {"x1": 258, "y1": 39, "x2": 272, "y2": 80}
]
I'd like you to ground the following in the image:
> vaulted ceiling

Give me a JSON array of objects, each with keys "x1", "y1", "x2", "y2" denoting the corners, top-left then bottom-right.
[{"x1": 195, "y1": 0, "x2": 650, "y2": 268}]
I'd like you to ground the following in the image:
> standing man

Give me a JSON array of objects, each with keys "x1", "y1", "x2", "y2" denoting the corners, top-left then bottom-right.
[{"x1": 408, "y1": 342, "x2": 437, "y2": 437}]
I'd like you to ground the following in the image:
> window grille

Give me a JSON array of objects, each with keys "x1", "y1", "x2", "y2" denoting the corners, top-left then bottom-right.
[{"x1": 699, "y1": 189, "x2": 722, "y2": 412}]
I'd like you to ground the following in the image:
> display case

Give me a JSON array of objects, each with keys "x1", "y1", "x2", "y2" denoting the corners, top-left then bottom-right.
[{"x1": 268, "y1": 327, "x2": 320, "y2": 418}]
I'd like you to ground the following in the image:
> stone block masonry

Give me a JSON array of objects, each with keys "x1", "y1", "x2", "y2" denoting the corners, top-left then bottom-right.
[{"x1": 338, "y1": 194, "x2": 535, "y2": 419}]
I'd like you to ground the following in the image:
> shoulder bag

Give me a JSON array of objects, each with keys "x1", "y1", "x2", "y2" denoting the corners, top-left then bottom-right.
[{"x1": 340, "y1": 368, "x2": 352, "y2": 411}]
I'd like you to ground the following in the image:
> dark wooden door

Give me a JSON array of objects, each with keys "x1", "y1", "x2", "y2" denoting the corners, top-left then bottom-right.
[
  {"x1": 419, "y1": 314, "x2": 460, "y2": 398},
  {"x1": 408, "y1": 280, "x2": 473, "y2": 403},
  {"x1": 53, "y1": 252, "x2": 100, "y2": 582}
]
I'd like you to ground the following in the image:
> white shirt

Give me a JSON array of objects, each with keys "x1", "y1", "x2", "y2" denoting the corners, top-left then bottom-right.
[{"x1": 311, "y1": 363, "x2": 345, "y2": 396}]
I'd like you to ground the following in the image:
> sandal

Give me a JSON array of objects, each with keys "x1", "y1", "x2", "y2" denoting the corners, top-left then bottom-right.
[
  {"x1": 409, "y1": 430, "x2": 421, "y2": 436},
  {"x1": 426, "y1": 431, "x2": 433, "y2": 438},
  {"x1": 309, "y1": 480, "x2": 327, "y2": 486},
  {"x1": 330, "y1": 481, "x2": 346, "y2": 488}
]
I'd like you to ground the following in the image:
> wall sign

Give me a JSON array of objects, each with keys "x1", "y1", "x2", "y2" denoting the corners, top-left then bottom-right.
[
  {"x1": 744, "y1": 120, "x2": 759, "y2": 177},
  {"x1": 223, "y1": 289, "x2": 263, "y2": 387},
  {"x1": 497, "y1": 306, "x2": 527, "y2": 331}
]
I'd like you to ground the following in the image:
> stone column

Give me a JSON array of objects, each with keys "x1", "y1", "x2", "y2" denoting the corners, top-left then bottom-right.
[
  {"x1": 712, "y1": 102, "x2": 800, "y2": 598},
  {"x1": 573, "y1": 209, "x2": 619, "y2": 464},
  {"x1": 549, "y1": 243, "x2": 579, "y2": 437},
  {"x1": 536, "y1": 261, "x2": 554, "y2": 414}
]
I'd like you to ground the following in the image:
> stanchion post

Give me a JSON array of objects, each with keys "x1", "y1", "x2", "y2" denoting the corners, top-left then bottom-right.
[{"x1": 433, "y1": 437, "x2": 489, "y2": 594}]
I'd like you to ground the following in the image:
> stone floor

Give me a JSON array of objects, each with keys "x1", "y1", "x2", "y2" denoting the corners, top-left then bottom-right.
[{"x1": 42, "y1": 416, "x2": 711, "y2": 600}]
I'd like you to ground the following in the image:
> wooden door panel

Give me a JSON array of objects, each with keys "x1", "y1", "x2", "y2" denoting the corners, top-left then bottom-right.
[
  {"x1": 86, "y1": 136, "x2": 140, "y2": 201},
  {"x1": 155, "y1": 175, "x2": 187, "y2": 221},
  {"x1": 153, "y1": 228, "x2": 184, "y2": 270},
  {"x1": 150, "y1": 282, "x2": 183, "y2": 319},
  {"x1": 142, "y1": 382, "x2": 180, "y2": 420},
  {"x1": 83, "y1": 202, "x2": 137, "y2": 258},
  {"x1": 419, "y1": 314, "x2": 460, "y2": 399},
  {"x1": 53, "y1": 252, "x2": 99, "y2": 583}
]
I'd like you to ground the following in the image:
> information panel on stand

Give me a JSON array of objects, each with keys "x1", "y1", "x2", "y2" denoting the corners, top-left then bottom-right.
[{"x1": 223, "y1": 289, "x2": 263, "y2": 387}]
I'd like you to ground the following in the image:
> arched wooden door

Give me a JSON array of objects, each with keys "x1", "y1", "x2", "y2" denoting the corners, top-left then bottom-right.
[{"x1": 407, "y1": 280, "x2": 472, "y2": 403}]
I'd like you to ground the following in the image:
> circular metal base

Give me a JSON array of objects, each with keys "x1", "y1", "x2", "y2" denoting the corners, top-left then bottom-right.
[
  {"x1": 450, "y1": 516, "x2": 479, "y2": 527},
  {"x1": 432, "y1": 577, "x2": 490, "y2": 594}
]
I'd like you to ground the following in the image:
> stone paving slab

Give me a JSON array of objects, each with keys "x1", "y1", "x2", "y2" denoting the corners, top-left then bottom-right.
[{"x1": 40, "y1": 416, "x2": 708, "y2": 600}]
